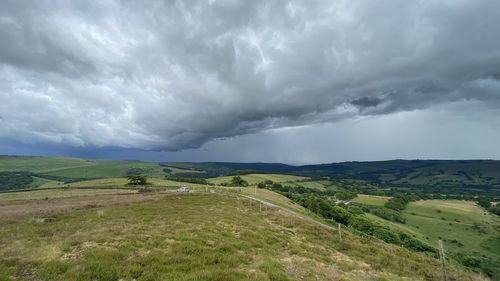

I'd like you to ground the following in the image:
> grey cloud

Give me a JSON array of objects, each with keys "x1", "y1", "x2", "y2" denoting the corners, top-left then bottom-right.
[
  {"x1": 350, "y1": 97, "x2": 383, "y2": 110},
  {"x1": 0, "y1": 0, "x2": 500, "y2": 151}
]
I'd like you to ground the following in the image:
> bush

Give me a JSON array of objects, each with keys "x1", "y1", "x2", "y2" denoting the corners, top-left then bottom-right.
[
  {"x1": 373, "y1": 227, "x2": 401, "y2": 244},
  {"x1": 384, "y1": 197, "x2": 410, "y2": 211},
  {"x1": 348, "y1": 215, "x2": 434, "y2": 253},
  {"x1": 371, "y1": 207, "x2": 406, "y2": 223},
  {"x1": 461, "y1": 255, "x2": 482, "y2": 268}
]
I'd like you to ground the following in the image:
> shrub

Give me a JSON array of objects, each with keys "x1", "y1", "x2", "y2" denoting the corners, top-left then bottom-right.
[
  {"x1": 384, "y1": 197, "x2": 409, "y2": 211},
  {"x1": 371, "y1": 207, "x2": 406, "y2": 223}
]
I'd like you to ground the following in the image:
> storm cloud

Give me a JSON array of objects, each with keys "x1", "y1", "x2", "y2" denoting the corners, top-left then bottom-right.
[{"x1": 0, "y1": 0, "x2": 499, "y2": 152}]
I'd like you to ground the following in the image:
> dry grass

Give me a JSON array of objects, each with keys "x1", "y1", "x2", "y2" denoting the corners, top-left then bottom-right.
[{"x1": 0, "y1": 192, "x2": 486, "y2": 281}]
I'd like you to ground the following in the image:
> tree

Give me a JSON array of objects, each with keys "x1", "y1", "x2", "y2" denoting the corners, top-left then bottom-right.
[
  {"x1": 477, "y1": 198, "x2": 491, "y2": 209},
  {"x1": 230, "y1": 176, "x2": 248, "y2": 186},
  {"x1": 126, "y1": 175, "x2": 147, "y2": 186}
]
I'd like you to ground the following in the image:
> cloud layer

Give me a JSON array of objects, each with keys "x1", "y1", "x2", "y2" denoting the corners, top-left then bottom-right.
[{"x1": 1, "y1": 0, "x2": 499, "y2": 151}]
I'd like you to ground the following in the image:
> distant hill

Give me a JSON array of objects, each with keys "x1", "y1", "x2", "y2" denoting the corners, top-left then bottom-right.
[
  {"x1": 0, "y1": 156, "x2": 165, "y2": 191},
  {"x1": 296, "y1": 159, "x2": 500, "y2": 188},
  {"x1": 167, "y1": 159, "x2": 500, "y2": 189},
  {"x1": 1, "y1": 156, "x2": 500, "y2": 191}
]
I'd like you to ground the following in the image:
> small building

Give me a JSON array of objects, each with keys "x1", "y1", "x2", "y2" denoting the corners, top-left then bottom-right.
[{"x1": 177, "y1": 186, "x2": 190, "y2": 193}]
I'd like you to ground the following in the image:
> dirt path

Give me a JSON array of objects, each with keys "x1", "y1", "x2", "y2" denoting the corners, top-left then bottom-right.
[{"x1": 0, "y1": 193, "x2": 169, "y2": 219}]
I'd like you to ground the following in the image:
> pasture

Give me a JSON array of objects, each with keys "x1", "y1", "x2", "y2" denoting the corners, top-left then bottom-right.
[
  {"x1": 352, "y1": 195, "x2": 391, "y2": 206},
  {"x1": 0, "y1": 156, "x2": 97, "y2": 173},
  {"x1": 207, "y1": 174, "x2": 306, "y2": 185},
  {"x1": 403, "y1": 200, "x2": 499, "y2": 254},
  {"x1": 0, "y1": 193, "x2": 483, "y2": 281},
  {"x1": 41, "y1": 162, "x2": 165, "y2": 179}
]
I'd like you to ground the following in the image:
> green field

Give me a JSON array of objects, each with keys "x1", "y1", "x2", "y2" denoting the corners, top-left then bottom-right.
[
  {"x1": 0, "y1": 156, "x2": 166, "y2": 180},
  {"x1": 66, "y1": 177, "x2": 208, "y2": 189},
  {"x1": 0, "y1": 193, "x2": 483, "y2": 281},
  {"x1": 208, "y1": 174, "x2": 306, "y2": 185},
  {"x1": 360, "y1": 199, "x2": 500, "y2": 277},
  {"x1": 42, "y1": 162, "x2": 165, "y2": 179},
  {"x1": 0, "y1": 157, "x2": 168, "y2": 190},
  {"x1": 0, "y1": 156, "x2": 97, "y2": 173},
  {"x1": 287, "y1": 181, "x2": 327, "y2": 191},
  {"x1": 352, "y1": 195, "x2": 391, "y2": 206},
  {"x1": 402, "y1": 200, "x2": 499, "y2": 258}
]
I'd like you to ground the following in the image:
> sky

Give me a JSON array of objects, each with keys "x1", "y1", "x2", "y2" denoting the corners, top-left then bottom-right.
[{"x1": 0, "y1": 0, "x2": 499, "y2": 164}]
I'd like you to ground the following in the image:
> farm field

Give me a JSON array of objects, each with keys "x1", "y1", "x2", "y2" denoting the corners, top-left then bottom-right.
[
  {"x1": 207, "y1": 174, "x2": 306, "y2": 185},
  {"x1": 352, "y1": 195, "x2": 391, "y2": 206},
  {"x1": 41, "y1": 162, "x2": 165, "y2": 179},
  {"x1": 0, "y1": 156, "x2": 98, "y2": 173},
  {"x1": 286, "y1": 181, "x2": 327, "y2": 191},
  {"x1": 360, "y1": 199, "x2": 500, "y2": 277},
  {"x1": 351, "y1": 196, "x2": 500, "y2": 277},
  {"x1": 402, "y1": 200, "x2": 499, "y2": 259},
  {"x1": 0, "y1": 192, "x2": 483, "y2": 281},
  {"x1": 66, "y1": 178, "x2": 207, "y2": 189}
]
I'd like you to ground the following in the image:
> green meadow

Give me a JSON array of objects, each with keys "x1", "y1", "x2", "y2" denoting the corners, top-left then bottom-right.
[
  {"x1": 207, "y1": 174, "x2": 306, "y2": 185},
  {"x1": 402, "y1": 200, "x2": 499, "y2": 259},
  {"x1": 352, "y1": 195, "x2": 391, "y2": 207}
]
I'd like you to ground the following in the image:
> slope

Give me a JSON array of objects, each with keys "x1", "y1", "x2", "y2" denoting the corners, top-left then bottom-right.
[{"x1": 0, "y1": 192, "x2": 486, "y2": 281}]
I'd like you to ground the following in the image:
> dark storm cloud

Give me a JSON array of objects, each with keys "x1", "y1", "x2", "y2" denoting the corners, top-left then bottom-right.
[
  {"x1": 0, "y1": 0, "x2": 499, "y2": 151},
  {"x1": 350, "y1": 97, "x2": 383, "y2": 110}
]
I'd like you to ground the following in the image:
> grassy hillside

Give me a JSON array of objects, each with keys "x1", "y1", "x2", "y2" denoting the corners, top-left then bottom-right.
[
  {"x1": 0, "y1": 156, "x2": 97, "y2": 173},
  {"x1": 41, "y1": 161, "x2": 165, "y2": 179},
  {"x1": 207, "y1": 174, "x2": 306, "y2": 185},
  {"x1": 66, "y1": 177, "x2": 208, "y2": 189},
  {"x1": 0, "y1": 188, "x2": 137, "y2": 202},
  {"x1": 297, "y1": 160, "x2": 500, "y2": 189},
  {"x1": 0, "y1": 192, "x2": 485, "y2": 281},
  {"x1": 0, "y1": 156, "x2": 167, "y2": 191},
  {"x1": 402, "y1": 200, "x2": 499, "y2": 272},
  {"x1": 355, "y1": 198, "x2": 500, "y2": 277}
]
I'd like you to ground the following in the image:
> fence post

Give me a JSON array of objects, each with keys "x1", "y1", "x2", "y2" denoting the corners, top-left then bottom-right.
[
  {"x1": 438, "y1": 240, "x2": 448, "y2": 281},
  {"x1": 338, "y1": 223, "x2": 342, "y2": 242}
]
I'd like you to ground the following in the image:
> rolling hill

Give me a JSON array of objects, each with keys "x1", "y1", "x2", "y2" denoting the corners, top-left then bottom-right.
[{"x1": 0, "y1": 191, "x2": 486, "y2": 281}]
